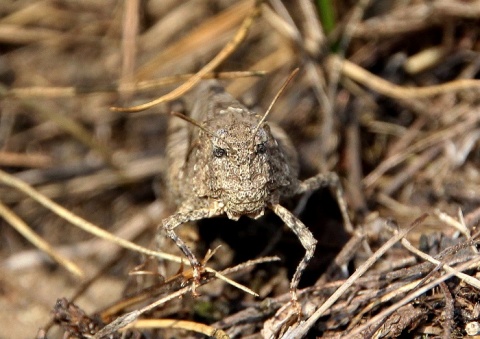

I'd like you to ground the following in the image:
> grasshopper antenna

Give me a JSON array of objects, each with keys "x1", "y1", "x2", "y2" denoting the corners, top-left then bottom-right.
[
  {"x1": 170, "y1": 111, "x2": 235, "y2": 152},
  {"x1": 170, "y1": 111, "x2": 211, "y2": 136},
  {"x1": 251, "y1": 68, "x2": 300, "y2": 139}
]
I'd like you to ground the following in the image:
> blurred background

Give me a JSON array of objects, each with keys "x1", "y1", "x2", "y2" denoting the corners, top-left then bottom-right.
[{"x1": 1, "y1": 0, "x2": 480, "y2": 337}]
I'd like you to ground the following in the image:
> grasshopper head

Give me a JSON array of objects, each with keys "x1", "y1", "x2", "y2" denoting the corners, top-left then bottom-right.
[{"x1": 198, "y1": 108, "x2": 291, "y2": 219}]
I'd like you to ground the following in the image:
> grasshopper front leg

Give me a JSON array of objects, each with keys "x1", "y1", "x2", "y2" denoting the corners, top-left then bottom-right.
[
  {"x1": 270, "y1": 203, "x2": 317, "y2": 313},
  {"x1": 296, "y1": 172, "x2": 353, "y2": 233},
  {"x1": 161, "y1": 206, "x2": 222, "y2": 295}
]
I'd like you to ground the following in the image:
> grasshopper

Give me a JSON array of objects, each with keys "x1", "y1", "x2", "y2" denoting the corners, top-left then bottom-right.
[{"x1": 162, "y1": 76, "x2": 351, "y2": 310}]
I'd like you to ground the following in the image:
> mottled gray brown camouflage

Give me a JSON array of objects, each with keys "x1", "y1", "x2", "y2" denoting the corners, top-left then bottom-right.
[{"x1": 162, "y1": 80, "x2": 350, "y2": 310}]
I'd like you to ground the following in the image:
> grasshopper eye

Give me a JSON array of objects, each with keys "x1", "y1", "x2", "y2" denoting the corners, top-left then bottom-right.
[
  {"x1": 213, "y1": 147, "x2": 226, "y2": 158},
  {"x1": 256, "y1": 143, "x2": 267, "y2": 154}
]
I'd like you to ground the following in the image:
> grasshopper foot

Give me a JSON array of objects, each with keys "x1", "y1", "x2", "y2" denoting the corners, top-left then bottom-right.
[{"x1": 190, "y1": 263, "x2": 204, "y2": 297}]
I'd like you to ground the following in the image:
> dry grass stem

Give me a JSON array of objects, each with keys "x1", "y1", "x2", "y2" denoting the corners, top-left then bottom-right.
[
  {"x1": 0, "y1": 200, "x2": 83, "y2": 277},
  {"x1": 112, "y1": 0, "x2": 262, "y2": 112},
  {"x1": 2, "y1": 1, "x2": 480, "y2": 337},
  {"x1": 0, "y1": 168, "x2": 183, "y2": 263},
  {"x1": 285, "y1": 214, "x2": 428, "y2": 338},
  {"x1": 126, "y1": 319, "x2": 229, "y2": 339}
]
